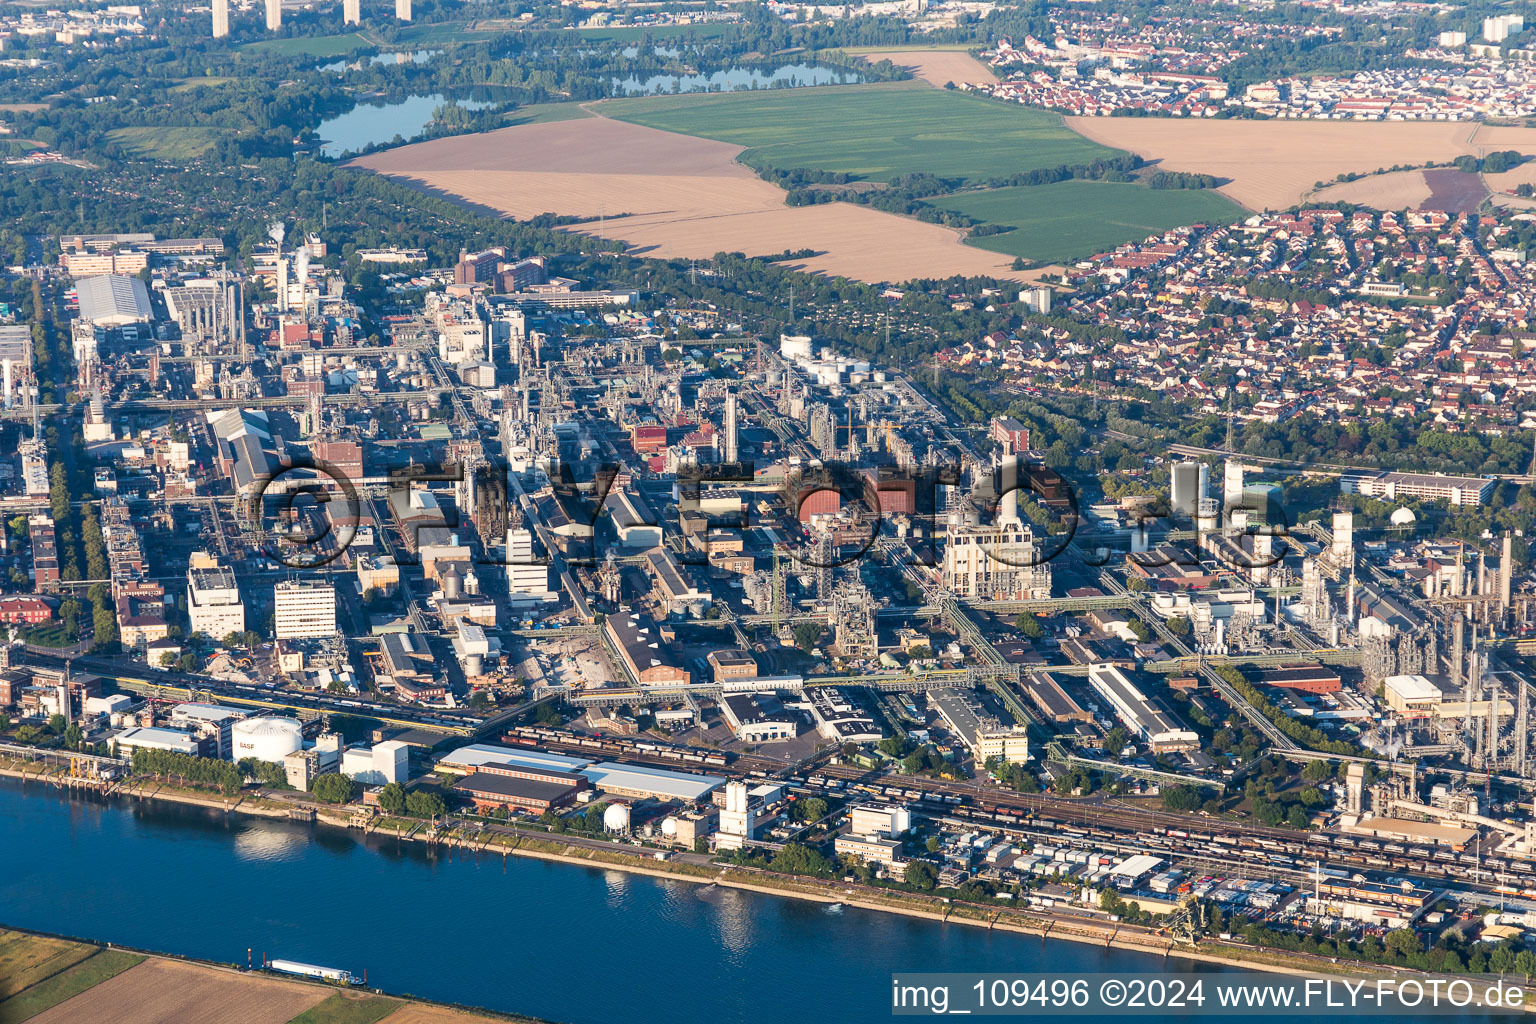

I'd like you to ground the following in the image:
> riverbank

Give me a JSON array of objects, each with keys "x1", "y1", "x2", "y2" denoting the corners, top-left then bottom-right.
[
  {"x1": 0, "y1": 925, "x2": 550, "y2": 1024},
  {"x1": 3, "y1": 760, "x2": 1523, "y2": 1004}
]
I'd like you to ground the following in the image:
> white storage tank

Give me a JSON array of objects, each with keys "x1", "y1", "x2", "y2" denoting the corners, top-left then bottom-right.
[
  {"x1": 602, "y1": 803, "x2": 631, "y2": 833},
  {"x1": 660, "y1": 817, "x2": 679, "y2": 839},
  {"x1": 232, "y1": 717, "x2": 303, "y2": 762}
]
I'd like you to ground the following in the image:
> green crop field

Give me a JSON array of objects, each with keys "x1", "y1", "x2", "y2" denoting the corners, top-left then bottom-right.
[
  {"x1": 107, "y1": 127, "x2": 226, "y2": 162},
  {"x1": 601, "y1": 81, "x2": 1112, "y2": 184},
  {"x1": 931, "y1": 181, "x2": 1244, "y2": 263},
  {"x1": 239, "y1": 32, "x2": 372, "y2": 57}
]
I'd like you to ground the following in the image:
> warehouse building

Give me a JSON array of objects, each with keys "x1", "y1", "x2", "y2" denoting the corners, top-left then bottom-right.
[
  {"x1": 75, "y1": 274, "x2": 153, "y2": 327},
  {"x1": 1024, "y1": 672, "x2": 1094, "y2": 724},
  {"x1": 580, "y1": 762, "x2": 723, "y2": 803},
  {"x1": 452, "y1": 771, "x2": 583, "y2": 813},
  {"x1": 1087, "y1": 664, "x2": 1200, "y2": 754},
  {"x1": 1255, "y1": 665, "x2": 1341, "y2": 695},
  {"x1": 437, "y1": 743, "x2": 591, "y2": 776}
]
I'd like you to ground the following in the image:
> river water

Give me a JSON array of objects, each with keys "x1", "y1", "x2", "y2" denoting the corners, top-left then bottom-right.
[{"x1": 0, "y1": 779, "x2": 1505, "y2": 1023}]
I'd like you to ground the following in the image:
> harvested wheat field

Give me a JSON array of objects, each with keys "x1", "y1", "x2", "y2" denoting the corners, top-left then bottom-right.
[
  {"x1": 352, "y1": 117, "x2": 1025, "y2": 283},
  {"x1": 860, "y1": 49, "x2": 996, "y2": 88},
  {"x1": 1064, "y1": 117, "x2": 1536, "y2": 211},
  {"x1": 28, "y1": 959, "x2": 326, "y2": 1024},
  {"x1": 1312, "y1": 169, "x2": 1433, "y2": 210}
]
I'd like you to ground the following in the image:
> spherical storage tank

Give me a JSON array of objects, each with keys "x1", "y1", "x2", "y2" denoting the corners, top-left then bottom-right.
[
  {"x1": 660, "y1": 817, "x2": 679, "y2": 839},
  {"x1": 232, "y1": 717, "x2": 303, "y2": 762},
  {"x1": 603, "y1": 803, "x2": 631, "y2": 833}
]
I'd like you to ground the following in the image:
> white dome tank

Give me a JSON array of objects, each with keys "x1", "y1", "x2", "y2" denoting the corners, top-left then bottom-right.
[
  {"x1": 660, "y1": 817, "x2": 679, "y2": 838},
  {"x1": 603, "y1": 803, "x2": 631, "y2": 833},
  {"x1": 231, "y1": 717, "x2": 303, "y2": 762}
]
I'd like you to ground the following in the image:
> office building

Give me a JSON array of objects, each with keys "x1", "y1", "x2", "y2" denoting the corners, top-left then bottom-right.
[
  {"x1": 273, "y1": 580, "x2": 336, "y2": 640},
  {"x1": 1341, "y1": 471, "x2": 1495, "y2": 509},
  {"x1": 505, "y1": 527, "x2": 550, "y2": 595},
  {"x1": 187, "y1": 556, "x2": 244, "y2": 639}
]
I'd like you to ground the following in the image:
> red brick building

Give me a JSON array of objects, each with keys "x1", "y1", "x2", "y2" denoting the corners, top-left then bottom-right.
[{"x1": 0, "y1": 597, "x2": 52, "y2": 625}]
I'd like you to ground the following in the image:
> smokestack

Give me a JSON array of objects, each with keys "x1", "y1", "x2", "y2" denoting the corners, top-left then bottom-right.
[
  {"x1": 396, "y1": 0, "x2": 411, "y2": 20},
  {"x1": 5, "y1": 358, "x2": 13, "y2": 410},
  {"x1": 213, "y1": 0, "x2": 228, "y2": 38},
  {"x1": 344, "y1": 0, "x2": 360, "y2": 24},
  {"x1": 276, "y1": 258, "x2": 289, "y2": 314},
  {"x1": 264, "y1": 0, "x2": 280, "y2": 31},
  {"x1": 1502, "y1": 533, "x2": 1514, "y2": 615}
]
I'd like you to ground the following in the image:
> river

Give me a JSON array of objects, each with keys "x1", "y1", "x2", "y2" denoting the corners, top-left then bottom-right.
[{"x1": 0, "y1": 780, "x2": 1505, "y2": 1023}]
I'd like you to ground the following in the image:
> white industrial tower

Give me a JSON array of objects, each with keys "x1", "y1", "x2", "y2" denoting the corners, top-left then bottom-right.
[
  {"x1": 265, "y1": 0, "x2": 281, "y2": 31},
  {"x1": 212, "y1": 0, "x2": 229, "y2": 38},
  {"x1": 344, "y1": 0, "x2": 360, "y2": 23},
  {"x1": 396, "y1": 0, "x2": 411, "y2": 20},
  {"x1": 723, "y1": 393, "x2": 739, "y2": 463}
]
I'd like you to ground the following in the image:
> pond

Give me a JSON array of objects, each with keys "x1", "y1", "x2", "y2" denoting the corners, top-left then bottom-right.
[
  {"x1": 318, "y1": 48, "x2": 442, "y2": 73},
  {"x1": 316, "y1": 93, "x2": 496, "y2": 158},
  {"x1": 609, "y1": 62, "x2": 863, "y2": 96}
]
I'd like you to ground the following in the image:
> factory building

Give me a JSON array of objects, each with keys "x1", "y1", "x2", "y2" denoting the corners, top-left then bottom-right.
[
  {"x1": 807, "y1": 688, "x2": 883, "y2": 744},
  {"x1": 438, "y1": 744, "x2": 592, "y2": 776},
  {"x1": 1383, "y1": 674, "x2": 1443, "y2": 718},
  {"x1": 1023, "y1": 672, "x2": 1094, "y2": 724},
  {"x1": 848, "y1": 804, "x2": 913, "y2": 838},
  {"x1": 75, "y1": 274, "x2": 153, "y2": 327},
  {"x1": 929, "y1": 688, "x2": 1030, "y2": 764},
  {"x1": 1087, "y1": 664, "x2": 1200, "y2": 754},
  {"x1": 1254, "y1": 665, "x2": 1342, "y2": 695},
  {"x1": 340, "y1": 740, "x2": 411, "y2": 785},
  {"x1": 1307, "y1": 876, "x2": 1434, "y2": 928},
  {"x1": 166, "y1": 702, "x2": 245, "y2": 759},
  {"x1": 721, "y1": 693, "x2": 798, "y2": 743},
  {"x1": 114, "y1": 725, "x2": 201, "y2": 757},
  {"x1": 941, "y1": 520, "x2": 1051, "y2": 600},
  {"x1": 603, "y1": 612, "x2": 690, "y2": 687}
]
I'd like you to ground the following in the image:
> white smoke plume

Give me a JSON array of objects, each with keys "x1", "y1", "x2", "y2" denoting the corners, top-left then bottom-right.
[
  {"x1": 267, "y1": 220, "x2": 286, "y2": 248},
  {"x1": 294, "y1": 246, "x2": 311, "y2": 285}
]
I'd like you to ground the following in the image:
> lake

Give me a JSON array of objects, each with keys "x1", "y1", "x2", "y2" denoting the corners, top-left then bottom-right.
[
  {"x1": 316, "y1": 93, "x2": 497, "y2": 158},
  {"x1": 608, "y1": 63, "x2": 863, "y2": 96}
]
